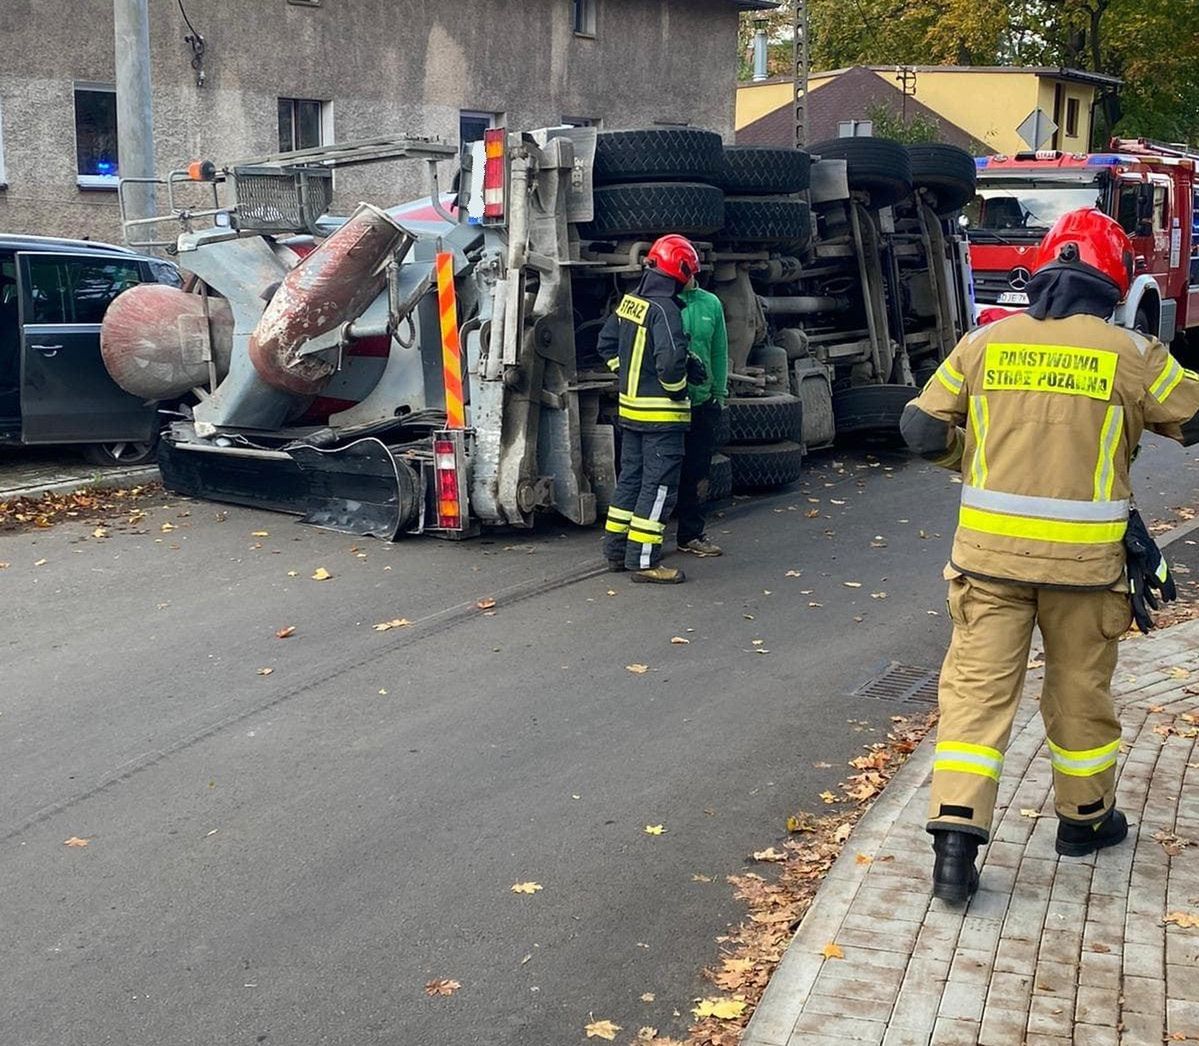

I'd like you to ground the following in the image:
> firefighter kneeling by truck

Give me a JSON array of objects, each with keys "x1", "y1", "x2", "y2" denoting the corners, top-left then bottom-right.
[
  {"x1": 902, "y1": 208, "x2": 1199, "y2": 902},
  {"x1": 599, "y1": 234, "x2": 709, "y2": 585}
]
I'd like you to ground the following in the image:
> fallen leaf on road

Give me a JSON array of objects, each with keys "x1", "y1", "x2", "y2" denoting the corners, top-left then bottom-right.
[
  {"x1": 855, "y1": 853, "x2": 873, "y2": 865},
  {"x1": 374, "y1": 618, "x2": 411, "y2": 631},
  {"x1": 843, "y1": 581, "x2": 862, "y2": 588},
  {"x1": 805, "y1": 509, "x2": 820, "y2": 518},
  {"x1": 926, "y1": 610, "x2": 940, "y2": 616},
  {"x1": 637, "y1": 1028, "x2": 658, "y2": 1042},
  {"x1": 510, "y1": 881, "x2": 543, "y2": 894},
  {"x1": 834, "y1": 823, "x2": 852, "y2": 843},
  {"x1": 251, "y1": 530, "x2": 269, "y2": 537},
  {"x1": 606, "y1": 589, "x2": 617, "y2": 596},
  {"x1": 691, "y1": 874, "x2": 713, "y2": 882},
  {"x1": 33, "y1": 558, "x2": 46, "y2": 566},
  {"x1": 1021, "y1": 809, "x2": 1047, "y2": 819},
  {"x1": 871, "y1": 592, "x2": 887, "y2": 599},
  {"x1": 257, "y1": 667, "x2": 273, "y2": 676},
  {"x1": 0, "y1": 563, "x2": 8, "y2": 569},
  {"x1": 870, "y1": 536, "x2": 888, "y2": 548},
  {"x1": 692, "y1": 998, "x2": 746, "y2": 1020},
  {"x1": 424, "y1": 978, "x2": 461, "y2": 997},
  {"x1": 1164, "y1": 911, "x2": 1199, "y2": 928},
  {"x1": 312, "y1": 567, "x2": 332, "y2": 581},
  {"x1": 644, "y1": 824, "x2": 665, "y2": 835},
  {"x1": 627, "y1": 664, "x2": 649, "y2": 674},
  {"x1": 1153, "y1": 829, "x2": 1191, "y2": 857},
  {"x1": 1168, "y1": 666, "x2": 1190, "y2": 680},
  {"x1": 275, "y1": 626, "x2": 296, "y2": 639},
  {"x1": 821, "y1": 942, "x2": 844, "y2": 960},
  {"x1": 92, "y1": 527, "x2": 108, "y2": 539},
  {"x1": 161, "y1": 522, "x2": 176, "y2": 532},
  {"x1": 476, "y1": 598, "x2": 497, "y2": 610},
  {"x1": 584, "y1": 1018, "x2": 622, "y2": 1040},
  {"x1": 640, "y1": 992, "x2": 656, "y2": 1002},
  {"x1": 63, "y1": 837, "x2": 90, "y2": 848},
  {"x1": 378, "y1": 689, "x2": 388, "y2": 695},
  {"x1": 830, "y1": 499, "x2": 846, "y2": 506},
  {"x1": 812, "y1": 761, "x2": 832, "y2": 768},
  {"x1": 752, "y1": 847, "x2": 786, "y2": 863},
  {"x1": 752, "y1": 639, "x2": 764, "y2": 646},
  {"x1": 808, "y1": 602, "x2": 823, "y2": 608},
  {"x1": 670, "y1": 636, "x2": 690, "y2": 645},
  {"x1": 1149, "y1": 704, "x2": 1166, "y2": 713},
  {"x1": 819, "y1": 791, "x2": 838, "y2": 804},
  {"x1": 785, "y1": 570, "x2": 802, "y2": 577}
]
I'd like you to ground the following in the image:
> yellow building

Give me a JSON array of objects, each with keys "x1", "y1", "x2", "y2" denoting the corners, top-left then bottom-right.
[{"x1": 736, "y1": 66, "x2": 1121, "y2": 155}]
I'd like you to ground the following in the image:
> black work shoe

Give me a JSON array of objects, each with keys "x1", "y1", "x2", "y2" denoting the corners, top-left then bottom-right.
[
  {"x1": 1056, "y1": 808, "x2": 1128, "y2": 857},
  {"x1": 931, "y1": 829, "x2": 980, "y2": 904},
  {"x1": 606, "y1": 559, "x2": 627, "y2": 572}
]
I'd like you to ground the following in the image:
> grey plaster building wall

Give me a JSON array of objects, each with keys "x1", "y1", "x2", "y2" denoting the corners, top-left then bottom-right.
[{"x1": 0, "y1": 0, "x2": 744, "y2": 244}]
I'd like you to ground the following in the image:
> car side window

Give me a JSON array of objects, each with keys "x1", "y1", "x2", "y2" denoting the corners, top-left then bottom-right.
[{"x1": 24, "y1": 256, "x2": 142, "y2": 324}]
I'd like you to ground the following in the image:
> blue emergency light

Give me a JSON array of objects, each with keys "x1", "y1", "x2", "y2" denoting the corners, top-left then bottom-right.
[{"x1": 1087, "y1": 155, "x2": 1122, "y2": 165}]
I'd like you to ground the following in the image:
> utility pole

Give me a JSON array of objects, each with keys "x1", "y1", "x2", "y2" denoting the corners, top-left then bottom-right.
[
  {"x1": 114, "y1": 0, "x2": 156, "y2": 225},
  {"x1": 793, "y1": 0, "x2": 809, "y2": 148}
]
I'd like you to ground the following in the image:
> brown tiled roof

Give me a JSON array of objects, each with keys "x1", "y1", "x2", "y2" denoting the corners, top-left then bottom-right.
[{"x1": 736, "y1": 66, "x2": 994, "y2": 154}]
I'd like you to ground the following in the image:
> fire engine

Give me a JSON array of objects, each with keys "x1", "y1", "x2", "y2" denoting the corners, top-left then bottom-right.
[{"x1": 969, "y1": 138, "x2": 1199, "y2": 350}]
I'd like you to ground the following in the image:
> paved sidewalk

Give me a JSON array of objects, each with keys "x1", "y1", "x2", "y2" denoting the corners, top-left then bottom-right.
[
  {"x1": 744, "y1": 620, "x2": 1199, "y2": 1046},
  {"x1": 0, "y1": 447, "x2": 158, "y2": 501}
]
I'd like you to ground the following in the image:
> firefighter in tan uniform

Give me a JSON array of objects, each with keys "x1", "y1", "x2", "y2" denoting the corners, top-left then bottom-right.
[{"x1": 902, "y1": 209, "x2": 1199, "y2": 902}]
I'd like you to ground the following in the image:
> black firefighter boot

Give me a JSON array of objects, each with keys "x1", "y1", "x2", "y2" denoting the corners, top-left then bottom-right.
[
  {"x1": 931, "y1": 829, "x2": 980, "y2": 904},
  {"x1": 1056, "y1": 808, "x2": 1129, "y2": 857}
]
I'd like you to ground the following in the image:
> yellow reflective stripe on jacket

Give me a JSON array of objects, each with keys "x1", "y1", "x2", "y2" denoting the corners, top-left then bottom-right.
[
  {"x1": 660, "y1": 374, "x2": 688, "y2": 393},
  {"x1": 968, "y1": 395, "x2": 990, "y2": 488},
  {"x1": 605, "y1": 356, "x2": 620, "y2": 372},
  {"x1": 1155, "y1": 558, "x2": 1170, "y2": 582},
  {"x1": 1092, "y1": 405, "x2": 1124, "y2": 501},
  {"x1": 618, "y1": 403, "x2": 691, "y2": 424},
  {"x1": 934, "y1": 741, "x2": 1003, "y2": 781},
  {"x1": 1149, "y1": 356, "x2": 1184, "y2": 402},
  {"x1": 1047, "y1": 737, "x2": 1120, "y2": 777},
  {"x1": 628, "y1": 516, "x2": 665, "y2": 545},
  {"x1": 959, "y1": 505, "x2": 1127, "y2": 544},
  {"x1": 627, "y1": 326, "x2": 648, "y2": 399},
  {"x1": 935, "y1": 359, "x2": 965, "y2": 395},
  {"x1": 629, "y1": 515, "x2": 665, "y2": 534}
]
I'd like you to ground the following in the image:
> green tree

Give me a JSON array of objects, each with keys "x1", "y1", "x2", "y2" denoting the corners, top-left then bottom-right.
[{"x1": 864, "y1": 102, "x2": 944, "y2": 144}]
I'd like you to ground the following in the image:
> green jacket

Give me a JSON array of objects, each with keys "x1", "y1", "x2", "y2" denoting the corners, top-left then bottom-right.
[{"x1": 680, "y1": 285, "x2": 729, "y2": 407}]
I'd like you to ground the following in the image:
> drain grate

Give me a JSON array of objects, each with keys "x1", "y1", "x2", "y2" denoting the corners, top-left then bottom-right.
[{"x1": 853, "y1": 662, "x2": 940, "y2": 706}]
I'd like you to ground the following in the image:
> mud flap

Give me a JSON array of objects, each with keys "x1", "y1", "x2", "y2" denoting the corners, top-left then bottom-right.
[{"x1": 289, "y1": 437, "x2": 421, "y2": 539}]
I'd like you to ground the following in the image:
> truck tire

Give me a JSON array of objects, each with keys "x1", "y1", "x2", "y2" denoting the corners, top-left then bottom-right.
[
  {"x1": 720, "y1": 147, "x2": 811, "y2": 194},
  {"x1": 727, "y1": 441, "x2": 805, "y2": 491},
  {"x1": 719, "y1": 197, "x2": 812, "y2": 244},
  {"x1": 833, "y1": 384, "x2": 918, "y2": 438},
  {"x1": 726, "y1": 393, "x2": 804, "y2": 444},
  {"x1": 809, "y1": 138, "x2": 913, "y2": 209},
  {"x1": 581, "y1": 182, "x2": 725, "y2": 239},
  {"x1": 705, "y1": 453, "x2": 732, "y2": 503},
  {"x1": 714, "y1": 404, "x2": 732, "y2": 447},
  {"x1": 906, "y1": 144, "x2": 977, "y2": 216},
  {"x1": 594, "y1": 128, "x2": 725, "y2": 185}
]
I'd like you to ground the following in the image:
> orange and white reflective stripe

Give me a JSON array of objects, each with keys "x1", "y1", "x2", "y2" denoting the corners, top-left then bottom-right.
[{"x1": 435, "y1": 251, "x2": 465, "y2": 429}]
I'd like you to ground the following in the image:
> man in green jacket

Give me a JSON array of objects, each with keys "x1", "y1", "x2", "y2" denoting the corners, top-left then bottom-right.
[{"x1": 676, "y1": 278, "x2": 729, "y2": 556}]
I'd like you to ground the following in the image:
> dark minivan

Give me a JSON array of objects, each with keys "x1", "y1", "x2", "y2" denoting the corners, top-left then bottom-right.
[{"x1": 0, "y1": 234, "x2": 179, "y2": 465}]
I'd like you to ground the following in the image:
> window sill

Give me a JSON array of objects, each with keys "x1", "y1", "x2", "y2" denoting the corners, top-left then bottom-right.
[
  {"x1": 77, "y1": 175, "x2": 118, "y2": 192},
  {"x1": 573, "y1": 31, "x2": 596, "y2": 39}
]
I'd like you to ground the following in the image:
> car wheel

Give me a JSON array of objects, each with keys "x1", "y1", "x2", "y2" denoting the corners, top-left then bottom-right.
[
  {"x1": 84, "y1": 435, "x2": 160, "y2": 467},
  {"x1": 810, "y1": 138, "x2": 914, "y2": 210},
  {"x1": 720, "y1": 147, "x2": 812, "y2": 194},
  {"x1": 593, "y1": 128, "x2": 726, "y2": 185},
  {"x1": 906, "y1": 144, "x2": 978, "y2": 216},
  {"x1": 580, "y1": 182, "x2": 725, "y2": 239},
  {"x1": 726, "y1": 441, "x2": 805, "y2": 491}
]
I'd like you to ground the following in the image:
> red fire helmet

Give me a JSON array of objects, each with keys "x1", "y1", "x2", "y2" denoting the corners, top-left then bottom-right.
[
  {"x1": 645, "y1": 234, "x2": 701, "y2": 284},
  {"x1": 1033, "y1": 207, "x2": 1134, "y2": 298}
]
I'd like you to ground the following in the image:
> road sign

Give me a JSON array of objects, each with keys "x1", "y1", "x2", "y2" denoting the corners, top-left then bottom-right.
[{"x1": 1016, "y1": 108, "x2": 1058, "y2": 151}]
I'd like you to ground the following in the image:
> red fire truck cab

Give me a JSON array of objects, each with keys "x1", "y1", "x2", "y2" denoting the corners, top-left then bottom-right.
[{"x1": 968, "y1": 139, "x2": 1199, "y2": 352}]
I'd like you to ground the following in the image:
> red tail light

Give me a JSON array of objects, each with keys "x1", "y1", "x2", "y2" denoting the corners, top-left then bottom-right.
[
  {"x1": 482, "y1": 128, "x2": 506, "y2": 221},
  {"x1": 433, "y1": 438, "x2": 462, "y2": 530}
]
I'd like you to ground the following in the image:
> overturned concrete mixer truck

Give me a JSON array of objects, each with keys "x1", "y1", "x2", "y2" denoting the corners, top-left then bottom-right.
[{"x1": 101, "y1": 127, "x2": 976, "y2": 539}]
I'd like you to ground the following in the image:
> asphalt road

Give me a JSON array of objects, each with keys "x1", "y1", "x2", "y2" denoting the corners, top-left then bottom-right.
[{"x1": 3, "y1": 438, "x2": 1198, "y2": 1046}]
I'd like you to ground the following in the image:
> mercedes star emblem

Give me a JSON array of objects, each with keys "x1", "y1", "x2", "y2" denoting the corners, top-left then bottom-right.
[{"x1": 1008, "y1": 266, "x2": 1032, "y2": 290}]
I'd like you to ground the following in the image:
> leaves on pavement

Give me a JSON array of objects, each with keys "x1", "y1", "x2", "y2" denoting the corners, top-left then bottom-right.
[
  {"x1": 584, "y1": 1018, "x2": 622, "y2": 1040},
  {"x1": 627, "y1": 664, "x2": 649, "y2": 674},
  {"x1": 821, "y1": 942, "x2": 844, "y2": 960},
  {"x1": 257, "y1": 667, "x2": 274, "y2": 676},
  {"x1": 312, "y1": 567, "x2": 332, "y2": 581},
  {"x1": 691, "y1": 998, "x2": 746, "y2": 1020},
  {"x1": 275, "y1": 626, "x2": 296, "y2": 639},
  {"x1": 510, "y1": 881, "x2": 543, "y2": 894},
  {"x1": 1164, "y1": 910, "x2": 1199, "y2": 929},
  {"x1": 476, "y1": 598, "x2": 497, "y2": 610},
  {"x1": 752, "y1": 848, "x2": 786, "y2": 863},
  {"x1": 1152, "y1": 829, "x2": 1191, "y2": 856},
  {"x1": 424, "y1": 978, "x2": 461, "y2": 997},
  {"x1": 644, "y1": 824, "x2": 665, "y2": 835},
  {"x1": 63, "y1": 837, "x2": 90, "y2": 848},
  {"x1": 374, "y1": 618, "x2": 411, "y2": 631},
  {"x1": 671, "y1": 636, "x2": 690, "y2": 645}
]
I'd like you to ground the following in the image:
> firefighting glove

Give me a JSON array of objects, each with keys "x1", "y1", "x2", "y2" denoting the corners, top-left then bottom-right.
[
  {"x1": 1124, "y1": 508, "x2": 1177, "y2": 634},
  {"x1": 686, "y1": 352, "x2": 708, "y2": 386}
]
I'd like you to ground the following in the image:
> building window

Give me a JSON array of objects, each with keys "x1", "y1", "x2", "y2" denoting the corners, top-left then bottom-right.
[
  {"x1": 278, "y1": 97, "x2": 326, "y2": 153},
  {"x1": 459, "y1": 110, "x2": 500, "y2": 153},
  {"x1": 74, "y1": 85, "x2": 119, "y2": 188},
  {"x1": 561, "y1": 116, "x2": 601, "y2": 128},
  {"x1": 572, "y1": 0, "x2": 596, "y2": 36},
  {"x1": 1065, "y1": 98, "x2": 1080, "y2": 138},
  {"x1": 838, "y1": 119, "x2": 873, "y2": 138}
]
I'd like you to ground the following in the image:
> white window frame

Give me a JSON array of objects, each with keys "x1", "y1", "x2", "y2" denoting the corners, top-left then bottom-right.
[
  {"x1": 0, "y1": 100, "x2": 8, "y2": 188},
  {"x1": 74, "y1": 81, "x2": 120, "y2": 191},
  {"x1": 277, "y1": 96, "x2": 330, "y2": 153},
  {"x1": 458, "y1": 109, "x2": 501, "y2": 151},
  {"x1": 838, "y1": 119, "x2": 873, "y2": 138},
  {"x1": 561, "y1": 115, "x2": 602, "y2": 129}
]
